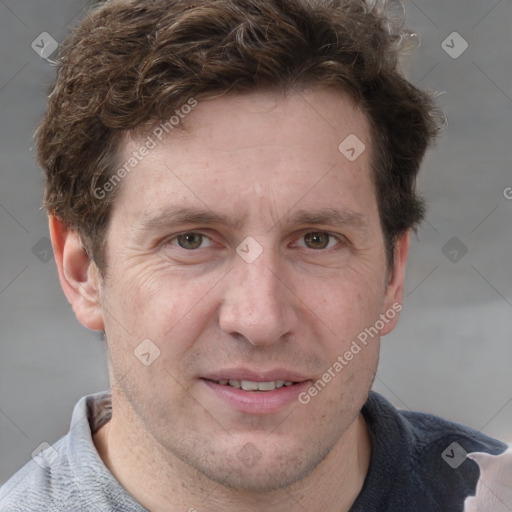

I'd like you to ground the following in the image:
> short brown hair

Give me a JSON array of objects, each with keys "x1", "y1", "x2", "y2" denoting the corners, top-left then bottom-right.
[{"x1": 36, "y1": 0, "x2": 443, "y2": 272}]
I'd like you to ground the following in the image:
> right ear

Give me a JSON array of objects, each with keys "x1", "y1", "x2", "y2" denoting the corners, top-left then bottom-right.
[{"x1": 49, "y1": 216, "x2": 105, "y2": 331}]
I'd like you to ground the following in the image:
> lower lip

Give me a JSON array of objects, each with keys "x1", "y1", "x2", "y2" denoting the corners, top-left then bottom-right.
[{"x1": 201, "y1": 379, "x2": 311, "y2": 414}]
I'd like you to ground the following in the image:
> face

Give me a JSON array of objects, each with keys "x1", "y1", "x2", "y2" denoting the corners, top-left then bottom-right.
[{"x1": 94, "y1": 88, "x2": 405, "y2": 491}]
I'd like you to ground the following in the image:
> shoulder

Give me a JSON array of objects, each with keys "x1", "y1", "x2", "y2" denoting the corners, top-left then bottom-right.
[
  {"x1": 0, "y1": 392, "x2": 111, "y2": 511},
  {"x1": 0, "y1": 391, "x2": 145, "y2": 512},
  {"x1": 399, "y1": 405, "x2": 509, "y2": 510},
  {"x1": 359, "y1": 392, "x2": 509, "y2": 510},
  {"x1": 0, "y1": 435, "x2": 81, "y2": 512},
  {"x1": 398, "y1": 405, "x2": 507, "y2": 469},
  {"x1": 365, "y1": 391, "x2": 507, "y2": 459}
]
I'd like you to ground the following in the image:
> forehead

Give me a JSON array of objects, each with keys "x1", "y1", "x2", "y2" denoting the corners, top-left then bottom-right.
[{"x1": 112, "y1": 88, "x2": 376, "y2": 228}]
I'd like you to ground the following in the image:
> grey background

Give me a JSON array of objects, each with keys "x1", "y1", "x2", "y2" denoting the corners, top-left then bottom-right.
[{"x1": 0, "y1": 0, "x2": 511, "y2": 484}]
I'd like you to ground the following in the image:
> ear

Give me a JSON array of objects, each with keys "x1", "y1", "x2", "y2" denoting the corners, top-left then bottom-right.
[
  {"x1": 380, "y1": 230, "x2": 411, "y2": 336},
  {"x1": 49, "y1": 216, "x2": 105, "y2": 331}
]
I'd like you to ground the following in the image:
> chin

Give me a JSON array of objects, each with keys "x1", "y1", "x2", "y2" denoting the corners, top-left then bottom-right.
[
  {"x1": 180, "y1": 437, "x2": 334, "y2": 493},
  {"x1": 199, "y1": 461, "x2": 312, "y2": 492}
]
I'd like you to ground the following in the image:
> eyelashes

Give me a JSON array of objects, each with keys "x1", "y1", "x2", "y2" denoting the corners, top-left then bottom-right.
[{"x1": 167, "y1": 231, "x2": 347, "y2": 252}]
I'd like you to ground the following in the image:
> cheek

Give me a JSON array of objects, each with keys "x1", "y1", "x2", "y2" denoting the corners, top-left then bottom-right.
[
  {"x1": 305, "y1": 265, "x2": 386, "y2": 336},
  {"x1": 103, "y1": 263, "x2": 221, "y2": 360},
  {"x1": 100, "y1": 268, "x2": 213, "y2": 411}
]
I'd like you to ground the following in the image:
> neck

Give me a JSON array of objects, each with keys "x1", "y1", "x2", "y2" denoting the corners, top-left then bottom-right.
[{"x1": 94, "y1": 397, "x2": 371, "y2": 512}]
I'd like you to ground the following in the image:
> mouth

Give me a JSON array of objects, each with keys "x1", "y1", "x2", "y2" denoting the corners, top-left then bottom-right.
[
  {"x1": 204, "y1": 378, "x2": 297, "y2": 392},
  {"x1": 200, "y1": 374, "x2": 310, "y2": 414}
]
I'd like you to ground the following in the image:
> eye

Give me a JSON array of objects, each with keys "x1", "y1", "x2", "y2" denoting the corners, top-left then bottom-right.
[
  {"x1": 170, "y1": 232, "x2": 213, "y2": 250},
  {"x1": 296, "y1": 232, "x2": 341, "y2": 250}
]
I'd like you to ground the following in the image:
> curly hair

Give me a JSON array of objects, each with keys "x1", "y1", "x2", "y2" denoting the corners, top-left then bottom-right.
[{"x1": 36, "y1": 0, "x2": 443, "y2": 272}]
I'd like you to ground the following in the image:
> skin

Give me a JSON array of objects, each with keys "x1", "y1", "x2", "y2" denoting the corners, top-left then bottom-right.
[{"x1": 50, "y1": 88, "x2": 410, "y2": 512}]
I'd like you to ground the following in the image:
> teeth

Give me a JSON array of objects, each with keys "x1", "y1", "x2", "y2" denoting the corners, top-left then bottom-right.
[
  {"x1": 241, "y1": 380, "x2": 260, "y2": 391},
  {"x1": 217, "y1": 379, "x2": 295, "y2": 391},
  {"x1": 255, "y1": 381, "x2": 275, "y2": 391}
]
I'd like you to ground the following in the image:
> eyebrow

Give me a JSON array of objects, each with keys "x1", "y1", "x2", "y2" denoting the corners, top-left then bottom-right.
[
  {"x1": 138, "y1": 206, "x2": 245, "y2": 232},
  {"x1": 138, "y1": 206, "x2": 367, "y2": 233},
  {"x1": 280, "y1": 208, "x2": 367, "y2": 231}
]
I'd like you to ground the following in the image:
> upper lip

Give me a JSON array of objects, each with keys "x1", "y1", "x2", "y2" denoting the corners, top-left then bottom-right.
[{"x1": 201, "y1": 368, "x2": 310, "y2": 383}]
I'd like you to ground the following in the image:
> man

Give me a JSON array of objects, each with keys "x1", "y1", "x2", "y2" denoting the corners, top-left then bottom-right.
[{"x1": 0, "y1": 0, "x2": 509, "y2": 510}]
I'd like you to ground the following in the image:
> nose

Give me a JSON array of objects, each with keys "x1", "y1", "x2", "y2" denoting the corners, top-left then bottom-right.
[{"x1": 218, "y1": 251, "x2": 299, "y2": 346}]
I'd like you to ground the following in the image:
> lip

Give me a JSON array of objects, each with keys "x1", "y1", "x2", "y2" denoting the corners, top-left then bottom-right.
[
  {"x1": 201, "y1": 368, "x2": 310, "y2": 383},
  {"x1": 201, "y1": 376, "x2": 312, "y2": 415}
]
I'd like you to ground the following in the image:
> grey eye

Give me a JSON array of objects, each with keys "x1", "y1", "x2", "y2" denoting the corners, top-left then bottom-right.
[
  {"x1": 303, "y1": 232, "x2": 332, "y2": 250},
  {"x1": 176, "y1": 233, "x2": 204, "y2": 250}
]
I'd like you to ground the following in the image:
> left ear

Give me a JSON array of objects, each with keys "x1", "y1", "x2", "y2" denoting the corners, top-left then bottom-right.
[{"x1": 380, "y1": 230, "x2": 411, "y2": 336}]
